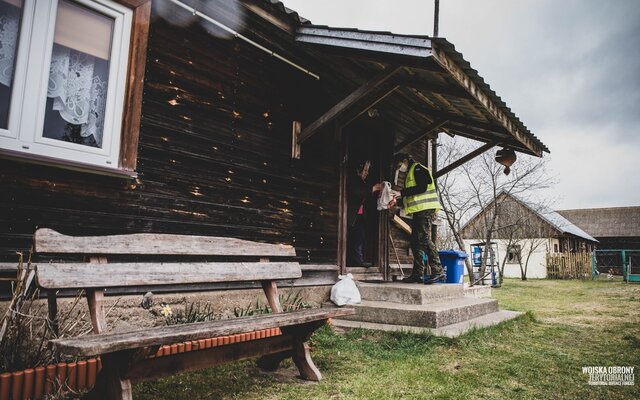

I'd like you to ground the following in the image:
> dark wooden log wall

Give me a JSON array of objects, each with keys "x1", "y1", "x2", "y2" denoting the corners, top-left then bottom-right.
[{"x1": 0, "y1": 9, "x2": 339, "y2": 266}]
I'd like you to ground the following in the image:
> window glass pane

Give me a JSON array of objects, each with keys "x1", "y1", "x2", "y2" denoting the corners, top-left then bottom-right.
[
  {"x1": 0, "y1": 0, "x2": 23, "y2": 130},
  {"x1": 43, "y1": 0, "x2": 113, "y2": 149}
]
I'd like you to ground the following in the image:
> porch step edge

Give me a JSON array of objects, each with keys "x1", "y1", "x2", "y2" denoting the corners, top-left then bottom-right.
[{"x1": 331, "y1": 310, "x2": 523, "y2": 337}]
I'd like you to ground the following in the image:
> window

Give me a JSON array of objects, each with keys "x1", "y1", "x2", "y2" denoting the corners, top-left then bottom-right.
[
  {"x1": 506, "y1": 244, "x2": 521, "y2": 264},
  {"x1": 553, "y1": 243, "x2": 559, "y2": 253},
  {"x1": 0, "y1": 0, "x2": 149, "y2": 173},
  {"x1": 0, "y1": 0, "x2": 22, "y2": 130}
]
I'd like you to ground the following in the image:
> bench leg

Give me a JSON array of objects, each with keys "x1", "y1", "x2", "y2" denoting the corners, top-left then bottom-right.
[
  {"x1": 256, "y1": 341, "x2": 321, "y2": 381},
  {"x1": 84, "y1": 352, "x2": 133, "y2": 400},
  {"x1": 257, "y1": 351, "x2": 291, "y2": 371},
  {"x1": 259, "y1": 320, "x2": 325, "y2": 381},
  {"x1": 291, "y1": 339, "x2": 322, "y2": 381}
]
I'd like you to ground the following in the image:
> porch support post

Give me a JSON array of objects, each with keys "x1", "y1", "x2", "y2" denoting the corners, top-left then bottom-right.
[
  {"x1": 299, "y1": 66, "x2": 402, "y2": 144},
  {"x1": 337, "y1": 126, "x2": 347, "y2": 275},
  {"x1": 430, "y1": 134, "x2": 438, "y2": 245},
  {"x1": 434, "y1": 142, "x2": 496, "y2": 178}
]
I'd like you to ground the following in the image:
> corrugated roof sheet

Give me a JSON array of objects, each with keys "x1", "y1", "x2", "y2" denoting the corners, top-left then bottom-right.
[
  {"x1": 263, "y1": 0, "x2": 309, "y2": 24},
  {"x1": 537, "y1": 206, "x2": 598, "y2": 243}
]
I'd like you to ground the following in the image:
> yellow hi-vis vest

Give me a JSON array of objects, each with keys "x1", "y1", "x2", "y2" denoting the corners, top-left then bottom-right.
[{"x1": 403, "y1": 162, "x2": 441, "y2": 214}]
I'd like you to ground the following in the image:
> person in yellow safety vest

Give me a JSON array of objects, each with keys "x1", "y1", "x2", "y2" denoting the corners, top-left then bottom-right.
[{"x1": 390, "y1": 153, "x2": 445, "y2": 284}]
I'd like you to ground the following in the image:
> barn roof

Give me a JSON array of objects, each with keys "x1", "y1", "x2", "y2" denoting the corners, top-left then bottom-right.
[
  {"x1": 507, "y1": 193, "x2": 597, "y2": 242},
  {"x1": 460, "y1": 192, "x2": 597, "y2": 243},
  {"x1": 557, "y1": 207, "x2": 640, "y2": 238},
  {"x1": 536, "y1": 206, "x2": 597, "y2": 243}
]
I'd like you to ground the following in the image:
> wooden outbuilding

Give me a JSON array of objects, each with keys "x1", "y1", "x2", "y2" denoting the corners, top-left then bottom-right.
[{"x1": 460, "y1": 192, "x2": 597, "y2": 279}]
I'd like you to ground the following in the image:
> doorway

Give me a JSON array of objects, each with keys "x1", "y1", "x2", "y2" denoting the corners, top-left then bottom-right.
[{"x1": 339, "y1": 119, "x2": 392, "y2": 277}]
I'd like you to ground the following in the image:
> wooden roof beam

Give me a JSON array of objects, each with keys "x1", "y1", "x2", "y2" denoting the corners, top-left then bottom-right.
[
  {"x1": 434, "y1": 142, "x2": 497, "y2": 178},
  {"x1": 394, "y1": 118, "x2": 448, "y2": 153},
  {"x1": 338, "y1": 83, "x2": 400, "y2": 128},
  {"x1": 394, "y1": 76, "x2": 472, "y2": 99},
  {"x1": 299, "y1": 66, "x2": 402, "y2": 143},
  {"x1": 392, "y1": 86, "x2": 512, "y2": 139},
  {"x1": 415, "y1": 107, "x2": 511, "y2": 140}
]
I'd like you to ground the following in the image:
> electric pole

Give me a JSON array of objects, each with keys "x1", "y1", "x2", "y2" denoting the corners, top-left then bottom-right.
[{"x1": 434, "y1": 0, "x2": 440, "y2": 37}]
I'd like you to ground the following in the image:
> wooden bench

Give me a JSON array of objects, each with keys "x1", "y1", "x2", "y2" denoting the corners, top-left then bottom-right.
[{"x1": 33, "y1": 228, "x2": 353, "y2": 400}]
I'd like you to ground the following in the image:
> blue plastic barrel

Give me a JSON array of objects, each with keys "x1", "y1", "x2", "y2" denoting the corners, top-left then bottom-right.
[{"x1": 438, "y1": 250, "x2": 468, "y2": 284}]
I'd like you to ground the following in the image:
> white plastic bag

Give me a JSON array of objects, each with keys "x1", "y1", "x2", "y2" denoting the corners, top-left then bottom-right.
[
  {"x1": 377, "y1": 181, "x2": 393, "y2": 210},
  {"x1": 330, "y1": 273, "x2": 361, "y2": 306}
]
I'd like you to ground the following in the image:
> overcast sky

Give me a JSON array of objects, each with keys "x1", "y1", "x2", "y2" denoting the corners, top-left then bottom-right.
[{"x1": 283, "y1": 0, "x2": 640, "y2": 210}]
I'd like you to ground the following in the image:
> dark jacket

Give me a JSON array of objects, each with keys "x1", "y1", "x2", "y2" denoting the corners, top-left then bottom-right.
[{"x1": 347, "y1": 172, "x2": 371, "y2": 227}]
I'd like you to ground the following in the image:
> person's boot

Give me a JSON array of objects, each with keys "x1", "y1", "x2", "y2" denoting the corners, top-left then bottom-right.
[
  {"x1": 401, "y1": 274, "x2": 423, "y2": 283},
  {"x1": 424, "y1": 272, "x2": 446, "y2": 284}
]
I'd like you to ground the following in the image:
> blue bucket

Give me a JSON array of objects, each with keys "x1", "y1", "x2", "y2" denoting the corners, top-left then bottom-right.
[{"x1": 438, "y1": 250, "x2": 468, "y2": 284}]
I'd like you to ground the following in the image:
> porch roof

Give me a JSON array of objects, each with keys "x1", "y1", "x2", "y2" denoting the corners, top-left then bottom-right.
[{"x1": 295, "y1": 25, "x2": 549, "y2": 157}]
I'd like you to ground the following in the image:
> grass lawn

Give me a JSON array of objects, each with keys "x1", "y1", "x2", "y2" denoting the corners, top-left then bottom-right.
[{"x1": 133, "y1": 279, "x2": 640, "y2": 399}]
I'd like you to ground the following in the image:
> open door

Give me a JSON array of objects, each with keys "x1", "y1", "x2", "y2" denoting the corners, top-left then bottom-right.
[{"x1": 338, "y1": 119, "x2": 392, "y2": 279}]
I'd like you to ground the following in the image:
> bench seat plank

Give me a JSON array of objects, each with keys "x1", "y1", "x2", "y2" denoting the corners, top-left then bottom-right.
[
  {"x1": 51, "y1": 308, "x2": 354, "y2": 356},
  {"x1": 35, "y1": 228, "x2": 296, "y2": 257},
  {"x1": 36, "y1": 262, "x2": 302, "y2": 289}
]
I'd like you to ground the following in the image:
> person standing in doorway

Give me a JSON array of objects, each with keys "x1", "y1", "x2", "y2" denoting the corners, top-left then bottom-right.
[
  {"x1": 388, "y1": 153, "x2": 444, "y2": 283},
  {"x1": 347, "y1": 160, "x2": 374, "y2": 267}
]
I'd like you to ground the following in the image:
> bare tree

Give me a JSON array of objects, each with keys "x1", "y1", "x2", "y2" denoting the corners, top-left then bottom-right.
[
  {"x1": 437, "y1": 137, "x2": 475, "y2": 278},
  {"x1": 436, "y1": 136, "x2": 555, "y2": 285}
]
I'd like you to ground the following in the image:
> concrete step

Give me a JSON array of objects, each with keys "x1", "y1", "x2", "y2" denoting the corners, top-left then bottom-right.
[
  {"x1": 356, "y1": 281, "x2": 464, "y2": 304},
  {"x1": 338, "y1": 297, "x2": 500, "y2": 328},
  {"x1": 463, "y1": 284, "x2": 492, "y2": 298},
  {"x1": 332, "y1": 310, "x2": 523, "y2": 337}
]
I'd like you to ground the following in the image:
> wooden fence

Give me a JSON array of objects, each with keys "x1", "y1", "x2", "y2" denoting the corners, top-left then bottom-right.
[{"x1": 546, "y1": 252, "x2": 593, "y2": 279}]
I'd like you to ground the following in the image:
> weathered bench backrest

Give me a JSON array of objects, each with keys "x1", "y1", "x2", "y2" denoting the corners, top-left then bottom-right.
[
  {"x1": 33, "y1": 229, "x2": 300, "y2": 334},
  {"x1": 34, "y1": 228, "x2": 296, "y2": 256},
  {"x1": 34, "y1": 228, "x2": 301, "y2": 290}
]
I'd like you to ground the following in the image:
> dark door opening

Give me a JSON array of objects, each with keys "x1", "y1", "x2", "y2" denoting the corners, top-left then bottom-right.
[{"x1": 342, "y1": 119, "x2": 392, "y2": 275}]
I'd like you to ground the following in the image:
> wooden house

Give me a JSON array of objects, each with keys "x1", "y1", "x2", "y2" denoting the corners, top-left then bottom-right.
[
  {"x1": 460, "y1": 192, "x2": 597, "y2": 278},
  {"x1": 0, "y1": 0, "x2": 548, "y2": 293}
]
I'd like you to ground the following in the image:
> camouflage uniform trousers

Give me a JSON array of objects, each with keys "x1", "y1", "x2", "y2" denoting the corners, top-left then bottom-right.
[{"x1": 410, "y1": 209, "x2": 443, "y2": 277}]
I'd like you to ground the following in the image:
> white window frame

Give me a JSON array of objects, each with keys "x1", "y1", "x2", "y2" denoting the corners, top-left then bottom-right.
[{"x1": 0, "y1": 0, "x2": 132, "y2": 169}]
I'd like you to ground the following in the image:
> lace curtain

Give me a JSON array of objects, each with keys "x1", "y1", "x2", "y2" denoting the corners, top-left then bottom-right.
[
  {"x1": 0, "y1": 3, "x2": 19, "y2": 87},
  {"x1": 0, "y1": 9, "x2": 107, "y2": 147},
  {"x1": 48, "y1": 44, "x2": 108, "y2": 147}
]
